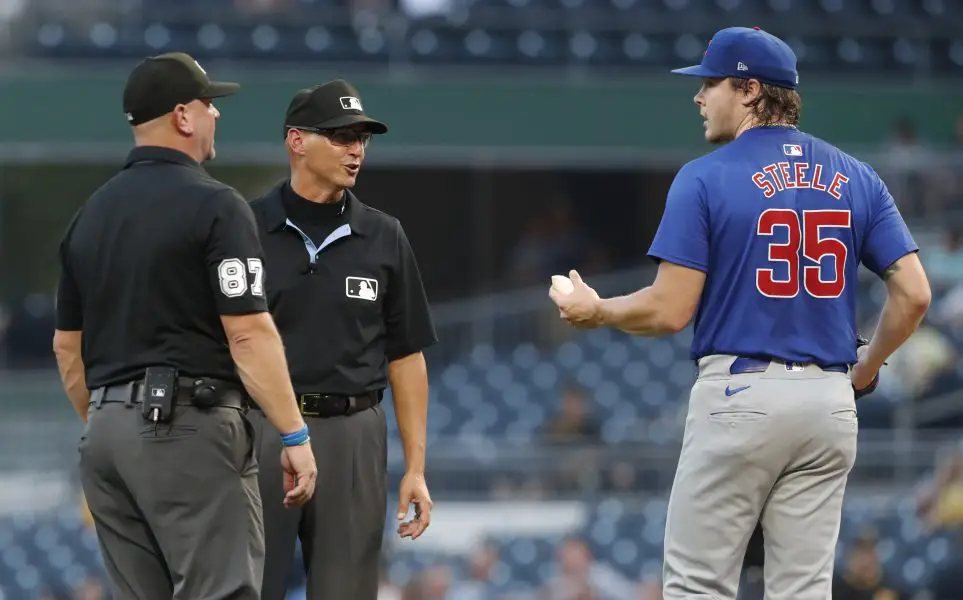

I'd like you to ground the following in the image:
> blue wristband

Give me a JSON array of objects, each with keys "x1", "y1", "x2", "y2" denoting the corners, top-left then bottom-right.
[{"x1": 281, "y1": 425, "x2": 310, "y2": 447}]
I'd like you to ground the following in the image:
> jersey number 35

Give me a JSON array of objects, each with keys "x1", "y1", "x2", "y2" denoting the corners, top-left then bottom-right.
[{"x1": 756, "y1": 208, "x2": 851, "y2": 299}]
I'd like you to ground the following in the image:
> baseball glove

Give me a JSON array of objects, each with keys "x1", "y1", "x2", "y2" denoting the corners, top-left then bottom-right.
[{"x1": 853, "y1": 333, "x2": 880, "y2": 399}]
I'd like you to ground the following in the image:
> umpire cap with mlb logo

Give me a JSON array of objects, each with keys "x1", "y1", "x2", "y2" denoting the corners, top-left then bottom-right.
[
  {"x1": 283, "y1": 79, "x2": 388, "y2": 137},
  {"x1": 123, "y1": 52, "x2": 240, "y2": 126}
]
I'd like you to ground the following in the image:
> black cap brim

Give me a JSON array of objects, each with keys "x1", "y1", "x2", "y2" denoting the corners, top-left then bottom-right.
[
  {"x1": 311, "y1": 113, "x2": 388, "y2": 134},
  {"x1": 200, "y1": 81, "x2": 241, "y2": 99}
]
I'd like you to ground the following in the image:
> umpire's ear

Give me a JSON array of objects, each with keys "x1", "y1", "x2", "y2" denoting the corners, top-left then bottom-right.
[{"x1": 285, "y1": 128, "x2": 308, "y2": 157}]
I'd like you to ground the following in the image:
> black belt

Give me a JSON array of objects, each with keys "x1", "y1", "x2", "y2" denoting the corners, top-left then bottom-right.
[
  {"x1": 249, "y1": 390, "x2": 383, "y2": 418},
  {"x1": 91, "y1": 377, "x2": 245, "y2": 410},
  {"x1": 730, "y1": 357, "x2": 849, "y2": 375}
]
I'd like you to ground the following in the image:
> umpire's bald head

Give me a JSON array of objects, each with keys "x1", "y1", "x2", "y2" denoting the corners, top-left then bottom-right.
[{"x1": 122, "y1": 52, "x2": 240, "y2": 163}]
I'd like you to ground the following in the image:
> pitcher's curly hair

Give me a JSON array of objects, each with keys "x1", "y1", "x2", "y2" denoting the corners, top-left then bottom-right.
[{"x1": 730, "y1": 78, "x2": 801, "y2": 127}]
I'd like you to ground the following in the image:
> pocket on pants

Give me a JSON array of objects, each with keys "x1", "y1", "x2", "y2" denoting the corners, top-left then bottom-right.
[
  {"x1": 78, "y1": 410, "x2": 93, "y2": 453},
  {"x1": 708, "y1": 410, "x2": 768, "y2": 422},
  {"x1": 139, "y1": 424, "x2": 199, "y2": 439},
  {"x1": 831, "y1": 408, "x2": 859, "y2": 435},
  {"x1": 239, "y1": 411, "x2": 258, "y2": 474},
  {"x1": 138, "y1": 405, "x2": 199, "y2": 439},
  {"x1": 831, "y1": 408, "x2": 858, "y2": 422},
  {"x1": 214, "y1": 408, "x2": 255, "y2": 475}
]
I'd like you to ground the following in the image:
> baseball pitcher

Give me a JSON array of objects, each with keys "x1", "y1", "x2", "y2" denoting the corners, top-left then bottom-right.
[{"x1": 549, "y1": 26, "x2": 931, "y2": 600}]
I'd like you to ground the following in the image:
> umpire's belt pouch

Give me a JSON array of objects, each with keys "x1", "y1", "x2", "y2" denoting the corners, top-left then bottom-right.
[
  {"x1": 190, "y1": 378, "x2": 220, "y2": 410},
  {"x1": 142, "y1": 367, "x2": 178, "y2": 423}
]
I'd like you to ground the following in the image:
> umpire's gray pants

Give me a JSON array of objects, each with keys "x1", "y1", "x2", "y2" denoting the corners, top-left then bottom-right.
[
  {"x1": 662, "y1": 355, "x2": 859, "y2": 600},
  {"x1": 79, "y1": 401, "x2": 264, "y2": 600},
  {"x1": 250, "y1": 404, "x2": 388, "y2": 600}
]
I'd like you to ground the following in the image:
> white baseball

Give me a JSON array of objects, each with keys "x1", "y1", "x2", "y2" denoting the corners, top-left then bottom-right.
[{"x1": 551, "y1": 275, "x2": 575, "y2": 295}]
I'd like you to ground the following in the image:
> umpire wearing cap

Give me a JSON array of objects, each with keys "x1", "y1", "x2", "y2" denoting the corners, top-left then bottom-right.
[
  {"x1": 53, "y1": 52, "x2": 318, "y2": 600},
  {"x1": 248, "y1": 79, "x2": 437, "y2": 600}
]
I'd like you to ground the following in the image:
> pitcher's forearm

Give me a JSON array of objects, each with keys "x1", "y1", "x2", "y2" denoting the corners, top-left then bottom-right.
[
  {"x1": 599, "y1": 288, "x2": 675, "y2": 336},
  {"x1": 865, "y1": 256, "x2": 931, "y2": 371},
  {"x1": 865, "y1": 295, "x2": 928, "y2": 372}
]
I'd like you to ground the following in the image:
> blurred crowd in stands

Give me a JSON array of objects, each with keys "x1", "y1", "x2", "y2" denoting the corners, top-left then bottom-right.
[
  {"x1": 34, "y1": 467, "x2": 963, "y2": 600},
  {"x1": 7, "y1": 0, "x2": 963, "y2": 74}
]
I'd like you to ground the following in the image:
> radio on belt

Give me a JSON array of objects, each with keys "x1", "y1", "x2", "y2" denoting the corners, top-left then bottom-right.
[{"x1": 142, "y1": 367, "x2": 178, "y2": 423}]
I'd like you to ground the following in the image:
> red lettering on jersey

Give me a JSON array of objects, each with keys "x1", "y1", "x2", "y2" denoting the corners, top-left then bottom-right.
[
  {"x1": 752, "y1": 172, "x2": 776, "y2": 198},
  {"x1": 794, "y1": 162, "x2": 810, "y2": 188},
  {"x1": 828, "y1": 172, "x2": 850, "y2": 200},
  {"x1": 756, "y1": 209, "x2": 852, "y2": 300},
  {"x1": 756, "y1": 208, "x2": 801, "y2": 298},
  {"x1": 778, "y1": 162, "x2": 795, "y2": 188},
  {"x1": 803, "y1": 210, "x2": 851, "y2": 297},
  {"x1": 811, "y1": 164, "x2": 827, "y2": 192},
  {"x1": 762, "y1": 164, "x2": 784, "y2": 191}
]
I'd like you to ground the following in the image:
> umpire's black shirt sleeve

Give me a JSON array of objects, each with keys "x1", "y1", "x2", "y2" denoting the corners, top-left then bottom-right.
[
  {"x1": 55, "y1": 210, "x2": 85, "y2": 331},
  {"x1": 199, "y1": 188, "x2": 269, "y2": 315},
  {"x1": 386, "y1": 221, "x2": 437, "y2": 360},
  {"x1": 56, "y1": 241, "x2": 84, "y2": 331}
]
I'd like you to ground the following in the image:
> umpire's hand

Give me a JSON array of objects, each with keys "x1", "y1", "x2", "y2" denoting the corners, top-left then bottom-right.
[
  {"x1": 281, "y1": 445, "x2": 318, "y2": 508},
  {"x1": 397, "y1": 472, "x2": 433, "y2": 540}
]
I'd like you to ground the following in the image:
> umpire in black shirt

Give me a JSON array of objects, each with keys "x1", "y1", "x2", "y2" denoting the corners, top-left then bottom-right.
[
  {"x1": 52, "y1": 52, "x2": 318, "y2": 600},
  {"x1": 248, "y1": 79, "x2": 437, "y2": 600}
]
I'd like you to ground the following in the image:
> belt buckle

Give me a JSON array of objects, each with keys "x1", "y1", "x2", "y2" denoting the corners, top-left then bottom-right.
[
  {"x1": 299, "y1": 394, "x2": 322, "y2": 417},
  {"x1": 345, "y1": 395, "x2": 357, "y2": 415}
]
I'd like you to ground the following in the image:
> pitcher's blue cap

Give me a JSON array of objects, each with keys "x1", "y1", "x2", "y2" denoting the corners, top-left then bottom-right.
[{"x1": 671, "y1": 27, "x2": 799, "y2": 90}]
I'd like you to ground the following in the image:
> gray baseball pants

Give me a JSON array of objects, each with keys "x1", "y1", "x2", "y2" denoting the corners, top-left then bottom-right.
[
  {"x1": 79, "y1": 391, "x2": 264, "y2": 600},
  {"x1": 249, "y1": 404, "x2": 388, "y2": 600},
  {"x1": 662, "y1": 354, "x2": 859, "y2": 600}
]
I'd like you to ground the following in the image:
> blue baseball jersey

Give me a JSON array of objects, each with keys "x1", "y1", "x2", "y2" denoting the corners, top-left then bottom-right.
[{"x1": 648, "y1": 126, "x2": 918, "y2": 365}]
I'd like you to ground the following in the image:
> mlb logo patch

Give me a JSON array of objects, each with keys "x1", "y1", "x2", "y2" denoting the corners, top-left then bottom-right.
[
  {"x1": 346, "y1": 276, "x2": 378, "y2": 301},
  {"x1": 340, "y1": 96, "x2": 363, "y2": 111},
  {"x1": 783, "y1": 144, "x2": 803, "y2": 157}
]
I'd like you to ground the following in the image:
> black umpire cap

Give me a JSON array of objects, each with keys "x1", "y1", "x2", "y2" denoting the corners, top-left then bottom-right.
[
  {"x1": 123, "y1": 52, "x2": 240, "y2": 126},
  {"x1": 283, "y1": 79, "x2": 388, "y2": 138}
]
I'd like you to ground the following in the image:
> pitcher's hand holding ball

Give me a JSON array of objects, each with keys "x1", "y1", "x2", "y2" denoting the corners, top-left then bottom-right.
[{"x1": 549, "y1": 270, "x2": 603, "y2": 329}]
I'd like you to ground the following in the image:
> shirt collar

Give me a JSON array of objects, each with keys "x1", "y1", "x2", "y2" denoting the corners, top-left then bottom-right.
[
  {"x1": 262, "y1": 180, "x2": 371, "y2": 236},
  {"x1": 123, "y1": 146, "x2": 203, "y2": 170}
]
